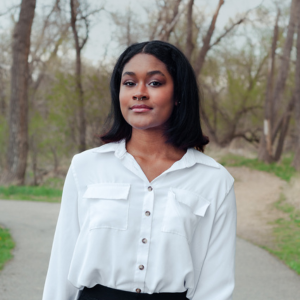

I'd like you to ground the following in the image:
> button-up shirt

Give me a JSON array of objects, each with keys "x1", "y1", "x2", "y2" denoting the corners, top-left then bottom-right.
[{"x1": 42, "y1": 138, "x2": 236, "y2": 300}]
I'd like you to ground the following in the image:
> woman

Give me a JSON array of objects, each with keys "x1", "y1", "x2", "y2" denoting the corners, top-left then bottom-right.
[{"x1": 42, "y1": 40, "x2": 236, "y2": 300}]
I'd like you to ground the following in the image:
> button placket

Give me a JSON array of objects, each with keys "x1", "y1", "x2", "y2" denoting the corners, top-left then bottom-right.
[{"x1": 132, "y1": 187, "x2": 154, "y2": 293}]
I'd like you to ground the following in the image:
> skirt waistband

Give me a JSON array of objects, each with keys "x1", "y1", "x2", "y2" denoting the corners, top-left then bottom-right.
[{"x1": 80, "y1": 284, "x2": 188, "y2": 300}]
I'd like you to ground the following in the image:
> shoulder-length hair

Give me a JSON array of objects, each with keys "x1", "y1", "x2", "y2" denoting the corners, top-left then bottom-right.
[{"x1": 100, "y1": 40, "x2": 209, "y2": 152}]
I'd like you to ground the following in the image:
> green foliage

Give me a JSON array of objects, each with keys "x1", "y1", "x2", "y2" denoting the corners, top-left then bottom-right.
[
  {"x1": 42, "y1": 177, "x2": 65, "y2": 190},
  {"x1": 200, "y1": 39, "x2": 266, "y2": 145},
  {"x1": 0, "y1": 186, "x2": 62, "y2": 202},
  {"x1": 25, "y1": 66, "x2": 111, "y2": 183},
  {"x1": 219, "y1": 153, "x2": 297, "y2": 182},
  {"x1": 0, "y1": 226, "x2": 15, "y2": 270},
  {"x1": 265, "y1": 195, "x2": 300, "y2": 275}
]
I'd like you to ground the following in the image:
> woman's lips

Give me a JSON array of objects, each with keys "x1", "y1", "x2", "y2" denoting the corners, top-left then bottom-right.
[
  {"x1": 130, "y1": 105, "x2": 152, "y2": 112},
  {"x1": 131, "y1": 107, "x2": 152, "y2": 112}
]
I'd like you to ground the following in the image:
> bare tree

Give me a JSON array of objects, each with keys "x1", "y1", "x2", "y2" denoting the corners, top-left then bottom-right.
[
  {"x1": 28, "y1": 0, "x2": 70, "y2": 184},
  {"x1": 184, "y1": 0, "x2": 194, "y2": 61},
  {"x1": 201, "y1": 50, "x2": 267, "y2": 146},
  {"x1": 70, "y1": 0, "x2": 102, "y2": 153},
  {"x1": 70, "y1": 0, "x2": 87, "y2": 153},
  {"x1": 6, "y1": 0, "x2": 36, "y2": 184},
  {"x1": 194, "y1": 0, "x2": 225, "y2": 75},
  {"x1": 149, "y1": 0, "x2": 183, "y2": 41},
  {"x1": 29, "y1": 0, "x2": 68, "y2": 96},
  {"x1": 110, "y1": 7, "x2": 140, "y2": 47},
  {"x1": 271, "y1": 0, "x2": 298, "y2": 127},
  {"x1": 193, "y1": 0, "x2": 247, "y2": 76},
  {"x1": 292, "y1": 0, "x2": 300, "y2": 170},
  {"x1": 258, "y1": 0, "x2": 298, "y2": 163},
  {"x1": 258, "y1": 8, "x2": 280, "y2": 163},
  {"x1": 0, "y1": 67, "x2": 6, "y2": 115},
  {"x1": 158, "y1": 0, "x2": 183, "y2": 41}
]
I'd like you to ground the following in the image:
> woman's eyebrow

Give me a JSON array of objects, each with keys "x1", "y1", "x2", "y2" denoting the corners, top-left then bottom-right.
[{"x1": 122, "y1": 70, "x2": 166, "y2": 77}]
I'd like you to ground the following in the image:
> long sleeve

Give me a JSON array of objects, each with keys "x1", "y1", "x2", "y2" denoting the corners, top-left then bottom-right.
[
  {"x1": 42, "y1": 158, "x2": 81, "y2": 300},
  {"x1": 191, "y1": 184, "x2": 237, "y2": 300}
]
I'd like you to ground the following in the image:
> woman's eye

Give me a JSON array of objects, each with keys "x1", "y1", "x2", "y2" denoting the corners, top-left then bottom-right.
[
  {"x1": 124, "y1": 81, "x2": 135, "y2": 86},
  {"x1": 149, "y1": 81, "x2": 162, "y2": 87}
]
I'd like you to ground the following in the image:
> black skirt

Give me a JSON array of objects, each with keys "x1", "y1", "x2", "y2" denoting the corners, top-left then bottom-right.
[{"x1": 78, "y1": 284, "x2": 188, "y2": 300}]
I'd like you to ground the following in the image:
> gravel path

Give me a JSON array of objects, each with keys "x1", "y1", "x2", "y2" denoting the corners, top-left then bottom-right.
[{"x1": 0, "y1": 171, "x2": 299, "y2": 300}]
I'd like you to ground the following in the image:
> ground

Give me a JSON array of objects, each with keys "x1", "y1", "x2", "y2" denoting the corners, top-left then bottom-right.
[{"x1": 227, "y1": 166, "x2": 287, "y2": 248}]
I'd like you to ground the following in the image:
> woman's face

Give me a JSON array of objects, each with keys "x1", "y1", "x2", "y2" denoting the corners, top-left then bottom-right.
[{"x1": 119, "y1": 53, "x2": 176, "y2": 131}]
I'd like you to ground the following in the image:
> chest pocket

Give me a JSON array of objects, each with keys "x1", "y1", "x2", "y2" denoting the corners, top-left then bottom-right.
[
  {"x1": 83, "y1": 183, "x2": 131, "y2": 231},
  {"x1": 161, "y1": 187, "x2": 210, "y2": 241}
]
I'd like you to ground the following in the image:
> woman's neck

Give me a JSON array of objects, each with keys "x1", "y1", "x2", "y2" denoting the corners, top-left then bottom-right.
[{"x1": 126, "y1": 128, "x2": 186, "y2": 161}]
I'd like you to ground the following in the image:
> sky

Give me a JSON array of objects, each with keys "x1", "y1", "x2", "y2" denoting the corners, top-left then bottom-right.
[
  {"x1": 0, "y1": 0, "x2": 274, "y2": 65},
  {"x1": 83, "y1": 0, "x2": 272, "y2": 64}
]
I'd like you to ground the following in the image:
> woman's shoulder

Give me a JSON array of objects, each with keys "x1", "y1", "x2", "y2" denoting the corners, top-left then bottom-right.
[
  {"x1": 192, "y1": 148, "x2": 234, "y2": 187},
  {"x1": 71, "y1": 142, "x2": 119, "y2": 166}
]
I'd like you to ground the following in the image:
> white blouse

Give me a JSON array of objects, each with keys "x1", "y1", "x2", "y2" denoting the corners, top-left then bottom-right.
[{"x1": 42, "y1": 138, "x2": 236, "y2": 300}]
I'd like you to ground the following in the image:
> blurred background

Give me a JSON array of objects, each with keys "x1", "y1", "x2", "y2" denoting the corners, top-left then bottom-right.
[
  {"x1": 1, "y1": 0, "x2": 300, "y2": 186},
  {"x1": 0, "y1": 0, "x2": 300, "y2": 299}
]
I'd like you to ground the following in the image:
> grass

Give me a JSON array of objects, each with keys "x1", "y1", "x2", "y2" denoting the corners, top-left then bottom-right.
[
  {"x1": 0, "y1": 226, "x2": 14, "y2": 270},
  {"x1": 219, "y1": 153, "x2": 296, "y2": 182},
  {"x1": 263, "y1": 194, "x2": 300, "y2": 275},
  {"x1": 0, "y1": 185, "x2": 62, "y2": 202}
]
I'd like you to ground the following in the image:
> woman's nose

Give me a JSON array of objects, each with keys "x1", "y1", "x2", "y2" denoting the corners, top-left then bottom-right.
[
  {"x1": 132, "y1": 89, "x2": 149, "y2": 101},
  {"x1": 133, "y1": 94, "x2": 148, "y2": 101},
  {"x1": 132, "y1": 81, "x2": 149, "y2": 100}
]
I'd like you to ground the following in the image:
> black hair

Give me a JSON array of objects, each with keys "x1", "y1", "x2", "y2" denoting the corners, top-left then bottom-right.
[{"x1": 100, "y1": 40, "x2": 209, "y2": 152}]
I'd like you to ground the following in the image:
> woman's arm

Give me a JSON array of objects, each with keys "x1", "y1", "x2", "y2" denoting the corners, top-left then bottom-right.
[
  {"x1": 191, "y1": 184, "x2": 237, "y2": 300},
  {"x1": 42, "y1": 157, "x2": 81, "y2": 300}
]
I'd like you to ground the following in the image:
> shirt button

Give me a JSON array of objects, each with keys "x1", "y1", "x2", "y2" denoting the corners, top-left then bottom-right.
[
  {"x1": 142, "y1": 238, "x2": 147, "y2": 244},
  {"x1": 148, "y1": 186, "x2": 153, "y2": 191},
  {"x1": 139, "y1": 265, "x2": 144, "y2": 270},
  {"x1": 145, "y1": 211, "x2": 151, "y2": 216},
  {"x1": 136, "y1": 288, "x2": 141, "y2": 293}
]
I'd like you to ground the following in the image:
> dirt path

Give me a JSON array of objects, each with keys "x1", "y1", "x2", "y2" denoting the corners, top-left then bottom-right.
[{"x1": 227, "y1": 166, "x2": 287, "y2": 248}]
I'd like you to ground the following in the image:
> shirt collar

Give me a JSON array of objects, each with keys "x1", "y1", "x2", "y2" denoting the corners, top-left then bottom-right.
[{"x1": 92, "y1": 139, "x2": 219, "y2": 169}]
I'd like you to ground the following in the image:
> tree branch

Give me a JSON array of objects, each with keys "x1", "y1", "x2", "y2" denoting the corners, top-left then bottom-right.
[
  {"x1": 158, "y1": 0, "x2": 183, "y2": 41},
  {"x1": 194, "y1": 0, "x2": 225, "y2": 75},
  {"x1": 209, "y1": 17, "x2": 245, "y2": 50}
]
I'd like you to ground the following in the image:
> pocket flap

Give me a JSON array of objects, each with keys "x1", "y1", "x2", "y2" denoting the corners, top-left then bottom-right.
[
  {"x1": 83, "y1": 183, "x2": 131, "y2": 200},
  {"x1": 171, "y1": 188, "x2": 210, "y2": 217}
]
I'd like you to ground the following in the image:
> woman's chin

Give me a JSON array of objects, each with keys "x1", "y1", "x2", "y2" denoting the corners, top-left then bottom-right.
[{"x1": 130, "y1": 122, "x2": 162, "y2": 131}]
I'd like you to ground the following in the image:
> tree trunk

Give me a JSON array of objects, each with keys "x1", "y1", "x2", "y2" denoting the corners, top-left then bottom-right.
[
  {"x1": 7, "y1": 0, "x2": 36, "y2": 185},
  {"x1": 50, "y1": 145, "x2": 59, "y2": 175},
  {"x1": 271, "y1": 0, "x2": 297, "y2": 133},
  {"x1": 184, "y1": 0, "x2": 194, "y2": 61},
  {"x1": 70, "y1": 0, "x2": 87, "y2": 153},
  {"x1": 194, "y1": 0, "x2": 224, "y2": 76},
  {"x1": 292, "y1": 0, "x2": 300, "y2": 170},
  {"x1": 30, "y1": 135, "x2": 38, "y2": 186},
  {"x1": 0, "y1": 68, "x2": 6, "y2": 115},
  {"x1": 274, "y1": 93, "x2": 295, "y2": 161},
  {"x1": 75, "y1": 48, "x2": 86, "y2": 153},
  {"x1": 258, "y1": 9, "x2": 280, "y2": 163}
]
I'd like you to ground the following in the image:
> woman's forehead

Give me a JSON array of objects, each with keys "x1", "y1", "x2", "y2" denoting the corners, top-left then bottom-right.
[{"x1": 122, "y1": 53, "x2": 169, "y2": 74}]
